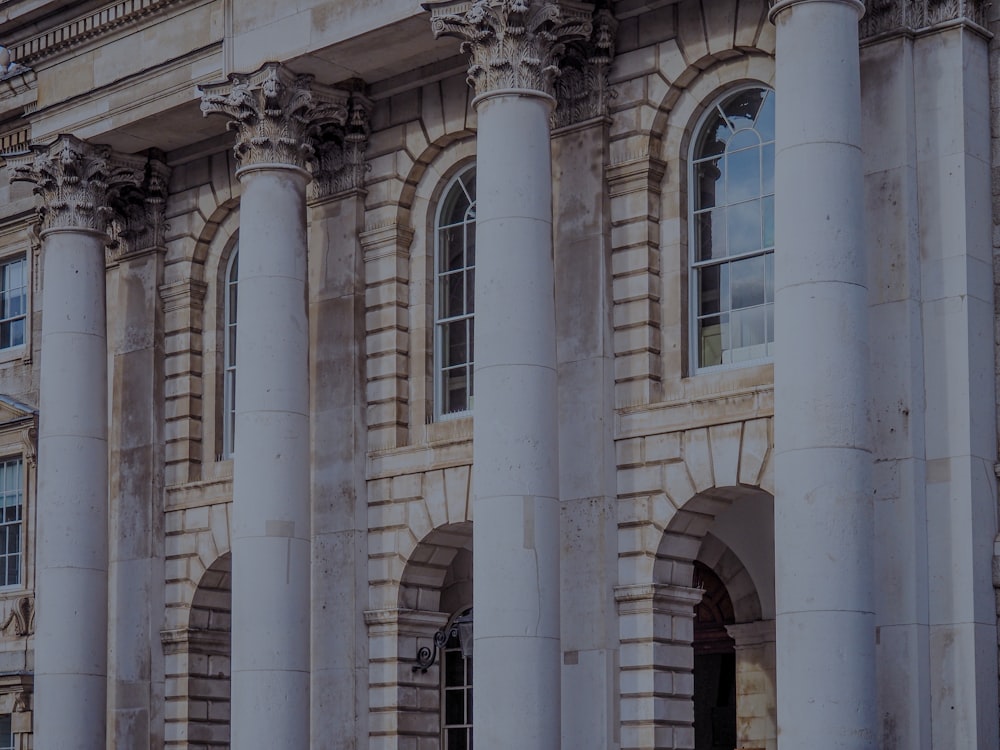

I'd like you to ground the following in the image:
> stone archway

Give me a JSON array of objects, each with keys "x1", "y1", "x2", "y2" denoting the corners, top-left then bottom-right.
[
  {"x1": 164, "y1": 552, "x2": 232, "y2": 749},
  {"x1": 617, "y1": 487, "x2": 774, "y2": 750},
  {"x1": 367, "y1": 521, "x2": 473, "y2": 750}
]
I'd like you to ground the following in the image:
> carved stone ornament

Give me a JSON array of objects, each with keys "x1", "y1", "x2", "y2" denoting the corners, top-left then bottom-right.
[
  {"x1": 310, "y1": 84, "x2": 373, "y2": 200},
  {"x1": 106, "y1": 151, "x2": 171, "y2": 262},
  {"x1": 424, "y1": 0, "x2": 594, "y2": 99},
  {"x1": 199, "y1": 62, "x2": 352, "y2": 173},
  {"x1": 8, "y1": 136, "x2": 151, "y2": 234},
  {"x1": 553, "y1": 6, "x2": 616, "y2": 129},
  {"x1": 859, "y1": 0, "x2": 987, "y2": 37},
  {"x1": 0, "y1": 596, "x2": 34, "y2": 637}
]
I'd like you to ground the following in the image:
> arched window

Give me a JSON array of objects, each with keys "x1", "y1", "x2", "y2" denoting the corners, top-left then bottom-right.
[
  {"x1": 434, "y1": 167, "x2": 476, "y2": 418},
  {"x1": 690, "y1": 87, "x2": 775, "y2": 370},
  {"x1": 222, "y1": 247, "x2": 238, "y2": 458}
]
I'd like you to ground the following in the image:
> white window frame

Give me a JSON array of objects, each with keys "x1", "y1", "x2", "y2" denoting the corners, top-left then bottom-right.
[
  {"x1": 688, "y1": 85, "x2": 775, "y2": 374},
  {"x1": 0, "y1": 256, "x2": 26, "y2": 355},
  {"x1": 440, "y1": 607, "x2": 473, "y2": 750},
  {"x1": 433, "y1": 167, "x2": 476, "y2": 420},
  {"x1": 222, "y1": 247, "x2": 238, "y2": 458},
  {"x1": 0, "y1": 457, "x2": 22, "y2": 590}
]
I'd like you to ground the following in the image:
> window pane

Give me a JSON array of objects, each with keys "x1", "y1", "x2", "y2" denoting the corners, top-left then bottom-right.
[
  {"x1": 443, "y1": 369, "x2": 469, "y2": 414},
  {"x1": 762, "y1": 195, "x2": 775, "y2": 249},
  {"x1": 466, "y1": 223, "x2": 476, "y2": 267},
  {"x1": 447, "y1": 728, "x2": 468, "y2": 750},
  {"x1": 726, "y1": 145, "x2": 760, "y2": 204},
  {"x1": 699, "y1": 315, "x2": 727, "y2": 368},
  {"x1": 445, "y1": 321, "x2": 468, "y2": 367},
  {"x1": 699, "y1": 266, "x2": 721, "y2": 316},
  {"x1": 697, "y1": 210, "x2": 727, "y2": 261},
  {"x1": 727, "y1": 200, "x2": 762, "y2": 256},
  {"x1": 445, "y1": 690, "x2": 465, "y2": 725},
  {"x1": 724, "y1": 88, "x2": 766, "y2": 129},
  {"x1": 730, "y1": 305, "x2": 767, "y2": 356},
  {"x1": 730, "y1": 255, "x2": 767, "y2": 310},
  {"x1": 755, "y1": 90, "x2": 776, "y2": 142},
  {"x1": 762, "y1": 143, "x2": 775, "y2": 195},
  {"x1": 696, "y1": 112, "x2": 730, "y2": 158},
  {"x1": 765, "y1": 252, "x2": 774, "y2": 303},
  {"x1": 441, "y1": 225, "x2": 467, "y2": 273},
  {"x1": 695, "y1": 159, "x2": 725, "y2": 209}
]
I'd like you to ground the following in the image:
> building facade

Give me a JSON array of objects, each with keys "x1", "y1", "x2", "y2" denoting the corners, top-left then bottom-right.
[{"x1": 0, "y1": 0, "x2": 994, "y2": 748}]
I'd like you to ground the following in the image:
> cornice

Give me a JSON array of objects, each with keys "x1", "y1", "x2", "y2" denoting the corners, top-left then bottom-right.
[
  {"x1": 8, "y1": 0, "x2": 192, "y2": 67},
  {"x1": 859, "y1": 0, "x2": 989, "y2": 38}
]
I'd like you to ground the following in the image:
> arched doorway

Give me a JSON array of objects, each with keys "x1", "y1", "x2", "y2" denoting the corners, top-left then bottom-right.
[{"x1": 693, "y1": 561, "x2": 737, "y2": 750}]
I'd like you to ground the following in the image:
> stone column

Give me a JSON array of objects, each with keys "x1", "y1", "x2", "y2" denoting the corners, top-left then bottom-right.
[
  {"x1": 769, "y1": 0, "x2": 876, "y2": 747},
  {"x1": 10, "y1": 136, "x2": 146, "y2": 749},
  {"x1": 425, "y1": 3, "x2": 592, "y2": 747},
  {"x1": 200, "y1": 63, "x2": 350, "y2": 749}
]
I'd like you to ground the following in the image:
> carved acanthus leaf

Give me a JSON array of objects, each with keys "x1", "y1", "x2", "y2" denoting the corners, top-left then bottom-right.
[
  {"x1": 8, "y1": 136, "x2": 142, "y2": 233},
  {"x1": 199, "y1": 62, "x2": 352, "y2": 172},
  {"x1": 553, "y1": 7, "x2": 616, "y2": 128},
  {"x1": 106, "y1": 152, "x2": 171, "y2": 262},
  {"x1": 859, "y1": 0, "x2": 987, "y2": 37},
  {"x1": 425, "y1": 0, "x2": 593, "y2": 98},
  {"x1": 310, "y1": 86, "x2": 373, "y2": 200}
]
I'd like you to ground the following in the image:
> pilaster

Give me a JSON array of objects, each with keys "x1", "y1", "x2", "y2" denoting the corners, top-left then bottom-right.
[
  {"x1": 360, "y1": 223, "x2": 413, "y2": 452},
  {"x1": 607, "y1": 153, "x2": 665, "y2": 407},
  {"x1": 105, "y1": 152, "x2": 170, "y2": 750},
  {"x1": 615, "y1": 583, "x2": 703, "y2": 750}
]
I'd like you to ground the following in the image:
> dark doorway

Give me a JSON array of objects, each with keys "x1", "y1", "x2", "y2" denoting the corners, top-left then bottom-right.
[{"x1": 693, "y1": 561, "x2": 737, "y2": 750}]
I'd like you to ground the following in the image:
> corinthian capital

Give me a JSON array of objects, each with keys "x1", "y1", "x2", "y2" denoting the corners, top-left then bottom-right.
[
  {"x1": 9, "y1": 135, "x2": 147, "y2": 234},
  {"x1": 310, "y1": 85, "x2": 373, "y2": 201},
  {"x1": 424, "y1": 0, "x2": 593, "y2": 99},
  {"x1": 199, "y1": 62, "x2": 351, "y2": 172},
  {"x1": 553, "y1": 7, "x2": 616, "y2": 129},
  {"x1": 106, "y1": 152, "x2": 171, "y2": 262}
]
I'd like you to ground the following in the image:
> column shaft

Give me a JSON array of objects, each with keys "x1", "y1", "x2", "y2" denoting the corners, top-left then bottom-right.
[
  {"x1": 35, "y1": 228, "x2": 109, "y2": 749},
  {"x1": 230, "y1": 166, "x2": 311, "y2": 748},
  {"x1": 771, "y1": 0, "x2": 876, "y2": 747},
  {"x1": 473, "y1": 90, "x2": 561, "y2": 749}
]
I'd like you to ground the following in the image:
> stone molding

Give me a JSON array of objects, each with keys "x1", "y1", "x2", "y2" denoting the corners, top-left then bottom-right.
[
  {"x1": 424, "y1": 0, "x2": 593, "y2": 99},
  {"x1": 10, "y1": 0, "x2": 188, "y2": 67},
  {"x1": 726, "y1": 619, "x2": 776, "y2": 648},
  {"x1": 9, "y1": 136, "x2": 169, "y2": 254},
  {"x1": 859, "y1": 0, "x2": 988, "y2": 38},
  {"x1": 553, "y1": 7, "x2": 617, "y2": 129},
  {"x1": 614, "y1": 582, "x2": 704, "y2": 612},
  {"x1": 199, "y1": 62, "x2": 351, "y2": 174}
]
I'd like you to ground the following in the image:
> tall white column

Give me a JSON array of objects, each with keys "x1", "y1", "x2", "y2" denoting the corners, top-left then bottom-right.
[
  {"x1": 425, "y1": 2, "x2": 592, "y2": 747},
  {"x1": 770, "y1": 0, "x2": 876, "y2": 747},
  {"x1": 200, "y1": 63, "x2": 350, "y2": 749},
  {"x1": 11, "y1": 136, "x2": 133, "y2": 749}
]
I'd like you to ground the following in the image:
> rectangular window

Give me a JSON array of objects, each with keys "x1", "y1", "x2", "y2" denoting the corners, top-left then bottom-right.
[
  {"x1": 0, "y1": 257, "x2": 26, "y2": 351},
  {"x1": 0, "y1": 458, "x2": 22, "y2": 587},
  {"x1": 0, "y1": 713, "x2": 12, "y2": 750}
]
